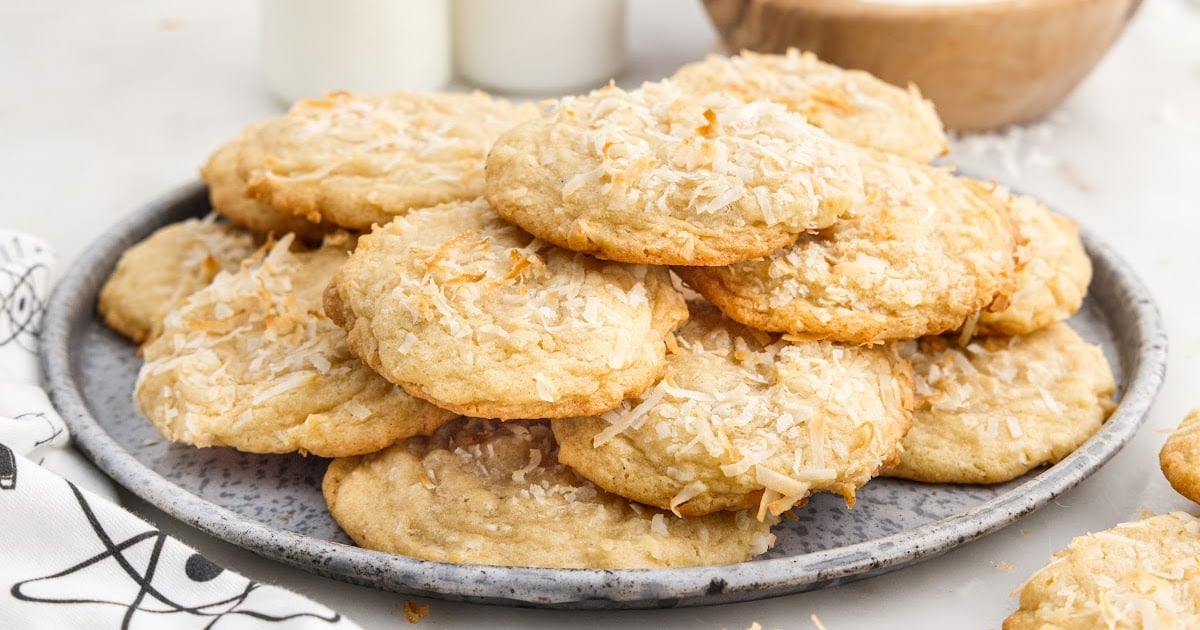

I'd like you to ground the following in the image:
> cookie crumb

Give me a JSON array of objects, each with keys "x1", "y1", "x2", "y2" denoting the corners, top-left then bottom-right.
[
  {"x1": 403, "y1": 600, "x2": 429, "y2": 624},
  {"x1": 995, "y1": 560, "x2": 1014, "y2": 572},
  {"x1": 158, "y1": 17, "x2": 186, "y2": 31}
]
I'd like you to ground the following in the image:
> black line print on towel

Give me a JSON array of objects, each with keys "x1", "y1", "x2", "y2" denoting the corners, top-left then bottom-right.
[
  {"x1": 0, "y1": 443, "x2": 16, "y2": 490},
  {"x1": 0, "y1": 237, "x2": 50, "y2": 354},
  {"x1": 15, "y1": 410, "x2": 66, "y2": 451},
  {"x1": 11, "y1": 483, "x2": 343, "y2": 628}
]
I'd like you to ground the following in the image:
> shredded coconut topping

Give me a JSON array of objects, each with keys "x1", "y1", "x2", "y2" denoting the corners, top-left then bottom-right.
[
  {"x1": 379, "y1": 418, "x2": 776, "y2": 568},
  {"x1": 673, "y1": 48, "x2": 947, "y2": 162},
  {"x1": 134, "y1": 234, "x2": 448, "y2": 456},
  {"x1": 335, "y1": 199, "x2": 685, "y2": 416},
  {"x1": 569, "y1": 303, "x2": 913, "y2": 518},
  {"x1": 1010, "y1": 513, "x2": 1200, "y2": 628},
  {"x1": 486, "y1": 78, "x2": 868, "y2": 265},
  {"x1": 549, "y1": 81, "x2": 863, "y2": 230},
  {"x1": 247, "y1": 91, "x2": 539, "y2": 227},
  {"x1": 890, "y1": 323, "x2": 1117, "y2": 483},
  {"x1": 677, "y1": 150, "x2": 1016, "y2": 343}
]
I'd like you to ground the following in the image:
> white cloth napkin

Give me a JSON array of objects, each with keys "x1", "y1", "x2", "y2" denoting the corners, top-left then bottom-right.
[
  {"x1": 0, "y1": 231, "x2": 117, "y2": 499},
  {"x1": 0, "y1": 231, "x2": 361, "y2": 630}
]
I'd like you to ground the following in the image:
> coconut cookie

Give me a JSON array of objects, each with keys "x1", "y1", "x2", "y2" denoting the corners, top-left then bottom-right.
[
  {"x1": 673, "y1": 49, "x2": 947, "y2": 163},
  {"x1": 976, "y1": 189, "x2": 1091, "y2": 337},
  {"x1": 202, "y1": 128, "x2": 332, "y2": 242},
  {"x1": 1160, "y1": 408, "x2": 1200, "y2": 505},
  {"x1": 135, "y1": 234, "x2": 456, "y2": 457},
  {"x1": 883, "y1": 323, "x2": 1116, "y2": 484},
  {"x1": 325, "y1": 199, "x2": 688, "y2": 420},
  {"x1": 97, "y1": 218, "x2": 258, "y2": 345},
  {"x1": 675, "y1": 151, "x2": 1016, "y2": 344},
  {"x1": 552, "y1": 302, "x2": 913, "y2": 518},
  {"x1": 240, "y1": 91, "x2": 538, "y2": 231},
  {"x1": 323, "y1": 418, "x2": 777, "y2": 569},
  {"x1": 1005, "y1": 512, "x2": 1200, "y2": 630},
  {"x1": 484, "y1": 80, "x2": 865, "y2": 266}
]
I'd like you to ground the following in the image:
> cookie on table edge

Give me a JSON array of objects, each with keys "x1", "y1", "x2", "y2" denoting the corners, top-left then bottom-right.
[
  {"x1": 1161, "y1": 407, "x2": 1200, "y2": 505},
  {"x1": 1005, "y1": 512, "x2": 1200, "y2": 629},
  {"x1": 672, "y1": 48, "x2": 948, "y2": 163}
]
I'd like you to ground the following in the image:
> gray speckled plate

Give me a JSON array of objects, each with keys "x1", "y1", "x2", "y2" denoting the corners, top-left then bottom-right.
[{"x1": 41, "y1": 182, "x2": 1167, "y2": 609}]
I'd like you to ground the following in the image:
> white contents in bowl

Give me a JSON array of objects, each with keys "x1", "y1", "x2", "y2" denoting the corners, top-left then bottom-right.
[{"x1": 855, "y1": 0, "x2": 1012, "y2": 4}]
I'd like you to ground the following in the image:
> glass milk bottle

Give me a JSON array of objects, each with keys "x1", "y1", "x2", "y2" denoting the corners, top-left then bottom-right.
[
  {"x1": 261, "y1": 0, "x2": 452, "y2": 104},
  {"x1": 453, "y1": 0, "x2": 626, "y2": 95}
]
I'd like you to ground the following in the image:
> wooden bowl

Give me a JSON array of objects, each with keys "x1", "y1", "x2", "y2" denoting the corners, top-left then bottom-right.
[{"x1": 702, "y1": 0, "x2": 1142, "y2": 130}]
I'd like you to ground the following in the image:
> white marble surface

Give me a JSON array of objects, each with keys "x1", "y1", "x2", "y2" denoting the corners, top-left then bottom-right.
[{"x1": 3, "y1": 0, "x2": 1199, "y2": 627}]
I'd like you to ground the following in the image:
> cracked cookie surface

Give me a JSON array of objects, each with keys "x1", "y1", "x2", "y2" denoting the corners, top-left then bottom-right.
[
  {"x1": 676, "y1": 151, "x2": 1016, "y2": 343},
  {"x1": 1005, "y1": 512, "x2": 1200, "y2": 630},
  {"x1": 323, "y1": 418, "x2": 777, "y2": 568},
  {"x1": 485, "y1": 80, "x2": 865, "y2": 266},
  {"x1": 673, "y1": 49, "x2": 947, "y2": 162},
  {"x1": 135, "y1": 234, "x2": 455, "y2": 456},
  {"x1": 884, "y1": 323, "x2": 1116, "y2": 484},
  {"x1": 553, "y1": 302, "x2": 913, "y2": 518},
  {"x1": 240, "y1": 91, "x2": 537, "y2": 231},
  {"x1": 1161, "y1": 407, "x2": 1200, "y2": 505},
  {"x1": 325, "y1": 199, "x2": 688, "y2": 419},
  {"x1": 977, "y1": 189, "x2": 1091, "y2": 336},
  {"x1": 202, "y1": 128, "x2": 332, "y2": 241},
  {"x1": 98, "y1": 218, "x2": 258, "y2": 344}
]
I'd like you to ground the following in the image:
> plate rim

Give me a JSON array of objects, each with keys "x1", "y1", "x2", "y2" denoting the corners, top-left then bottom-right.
[{"x1": 40, "y1": 181, "x2": 1169, "y2": 608}]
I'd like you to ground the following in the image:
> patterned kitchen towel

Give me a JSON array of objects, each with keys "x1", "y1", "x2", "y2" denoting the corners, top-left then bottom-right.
[
  {"x1": 0, "y1": 445, "x2": 357, "y2": 629},
  {"x1": 0, "y1": 231, "x2": 54, "y2": 385},
  {"x1": 0, "y1": 230, "x2": 360, "y2": 629},
  {"x1": 0, "y1": 230, "x2": 116, "y2": 499}
]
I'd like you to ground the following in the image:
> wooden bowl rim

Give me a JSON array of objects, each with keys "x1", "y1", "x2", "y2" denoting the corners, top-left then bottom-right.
[{"x1": 752, "y1": 0, "x2": 1121, "y2": 19}]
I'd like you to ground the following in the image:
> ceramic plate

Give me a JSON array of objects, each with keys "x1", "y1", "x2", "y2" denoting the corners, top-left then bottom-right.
[{"x1": 41, "y1": 183, "x2": 1167, "y2": 609}]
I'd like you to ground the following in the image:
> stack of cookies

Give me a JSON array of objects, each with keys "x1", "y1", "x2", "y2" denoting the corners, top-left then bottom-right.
[{"x1": 98, "y1": 49, "x2": 1116, "y2": 570}]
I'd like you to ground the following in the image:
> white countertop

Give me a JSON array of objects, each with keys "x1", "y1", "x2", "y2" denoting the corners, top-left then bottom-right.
[{"x1": 3, "y1": 1, "x2": 1199, "y2": 627}]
